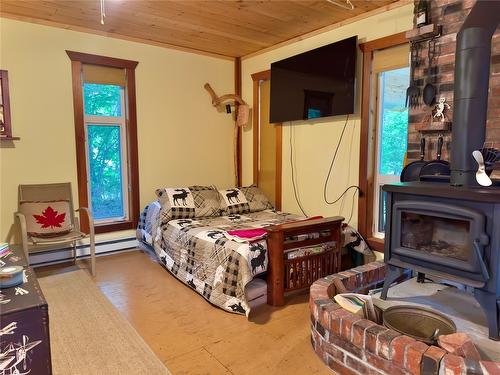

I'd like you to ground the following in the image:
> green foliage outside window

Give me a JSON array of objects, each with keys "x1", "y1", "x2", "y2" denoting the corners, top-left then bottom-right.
[
  {"x1": 379, "y1": 109, "x2": 409, "y2": 175},
  {"x1": 84, "y1": 83, "x2": 122, "y2": 117},
  {"x1": 84, "y1": 83, "x2": 125, "y2": 220},
  {"x1": 378, "y1": 68, "x2": 409, "y2": 176},
  {"x1": 87, "y1": 125, "x2": 124, "y2": 220}
]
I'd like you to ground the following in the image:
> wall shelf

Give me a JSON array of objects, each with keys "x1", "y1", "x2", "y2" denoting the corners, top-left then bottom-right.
[
  {"x1": 406, "y1": 24, "x2": 442, "y2": 43},
  {"x1": 415, "y1": 121, "x2": 452, "y2": 132},
  {"x1": 1, "y1": 136, "x2": 20, "y2": 141}
]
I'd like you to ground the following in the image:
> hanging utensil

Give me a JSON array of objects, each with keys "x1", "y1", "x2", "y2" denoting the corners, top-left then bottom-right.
[
  {"x1": 473, "y1": 150, "x2": 492, "y2": 187},
  {"x1": 423, "y1": 39, "x2": 437, "y2": 107},
  {"x1": 401, "y1": 138, "x2": 427, "y2": 182},
  {"x1": 406, "y1": 43, "x2": 420, "y2": 108},
  {"x1": 419, "y1": 136, "x2": 450, "y2": 178}
]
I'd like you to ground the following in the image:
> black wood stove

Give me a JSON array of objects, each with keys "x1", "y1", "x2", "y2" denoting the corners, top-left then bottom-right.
[
  {"x1": 381, "y1": 183, "x2": 500, "y2": 339},
  {"x1": 380, "y1": 1, "x2": 500, "y2": 340}
]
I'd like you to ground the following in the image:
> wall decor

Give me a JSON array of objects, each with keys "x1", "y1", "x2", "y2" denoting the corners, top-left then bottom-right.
[{"x1": 0, "y1": 70, "x2": 19, "y2": 141}]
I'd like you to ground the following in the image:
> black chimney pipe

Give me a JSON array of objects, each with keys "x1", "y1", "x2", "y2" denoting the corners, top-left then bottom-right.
[{"x1": 450, "y1": 0, "x2": 500, "y2": 186}]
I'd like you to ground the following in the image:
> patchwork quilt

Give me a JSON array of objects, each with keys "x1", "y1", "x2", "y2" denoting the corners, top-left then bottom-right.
[
  {"x1": 153, "y1": 209, "x2": 298, "y2": 316},
  {"x1": 137, "y1": 203, "x2": 373, "y2": 317}
]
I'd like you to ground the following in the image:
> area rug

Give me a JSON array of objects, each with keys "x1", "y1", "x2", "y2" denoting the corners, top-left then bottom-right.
[{"x1": 38, "y1": 270, "x2": 170, "y2": 375}]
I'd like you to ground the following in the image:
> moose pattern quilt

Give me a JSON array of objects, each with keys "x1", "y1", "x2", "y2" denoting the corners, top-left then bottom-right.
[
  {"x1": 152, "y1": 209, "x2": 298, "y2": 316},
  {"x1": 137, "y1": 203, "x2": 373, "y2": 317}
]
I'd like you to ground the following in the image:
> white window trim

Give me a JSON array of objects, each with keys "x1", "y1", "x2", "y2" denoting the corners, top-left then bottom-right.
[
  {"x1": 372, "y1": 70, "x2": 406, "y2": 238},
  {"x1": 83, "y1": 87, "x2": 129, "y2": 225}
]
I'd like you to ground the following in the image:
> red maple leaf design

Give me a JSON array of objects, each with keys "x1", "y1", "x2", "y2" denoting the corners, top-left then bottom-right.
[{"x1": 33, "y1": 206, "x2": 66, "y2": 229}]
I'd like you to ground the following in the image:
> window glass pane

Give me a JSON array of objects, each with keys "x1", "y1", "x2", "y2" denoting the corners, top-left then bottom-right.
[
  {"x1": 378, "y1": 67, "x2": 409, "y2": 176},
  {"x1": 84, "y1": 83, "x2": 122, "y2": 117},
  {"x1": 378, "y1": 189, "x2": 388, "y2": 233},
  {"x1": 87, "y1": 124, "x2": 124, "y2": 220}
]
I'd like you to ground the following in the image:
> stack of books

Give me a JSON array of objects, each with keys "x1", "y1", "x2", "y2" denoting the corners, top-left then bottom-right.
[
  {"x1": 0, "y1": 242, "x2": 11, "y2": 260},
  {"x1": 334, "y1": 293, "x2": 377, "y2": 322},
  {"x1": 285, "y1": 241, "x2": 335, "y2": 260}
]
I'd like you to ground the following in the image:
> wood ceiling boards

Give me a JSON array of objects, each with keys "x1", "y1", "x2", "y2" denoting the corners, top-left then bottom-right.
[{"x1": 0, "y1": 0, "x2": 399, "y2": 59}]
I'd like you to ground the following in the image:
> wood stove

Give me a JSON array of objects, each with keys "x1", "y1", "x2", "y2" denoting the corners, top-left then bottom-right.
[
  {"x1": 381, "y1": 182, "x2": 500, "y2": 340},
  {"x1": 381, "y1": 1, "x2": 500, "y2": 340}
]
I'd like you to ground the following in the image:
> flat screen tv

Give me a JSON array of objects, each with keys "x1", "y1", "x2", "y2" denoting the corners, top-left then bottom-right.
[{"x1": 269, "y1": 36, "x2": 357, "y2": 123}]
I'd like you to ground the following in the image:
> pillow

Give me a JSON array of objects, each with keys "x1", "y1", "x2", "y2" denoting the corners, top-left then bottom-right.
[
  {"x1": 219, "y1": 188, "x2": 251, "y2": 215},
  {"x1": 155, "y1": 185, "x2": 220, "y2": 219},
  {"x1": 19, "y1": 200, "x2": 73, "y2": 237},
  {"x1": 239, "y1": 185, "x2": 274, "y2": 212}
]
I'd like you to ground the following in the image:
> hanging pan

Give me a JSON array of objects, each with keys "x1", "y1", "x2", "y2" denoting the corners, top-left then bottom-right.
[
  {"x1": 400, "y1": 138, "x2": 427, "y2": 182},
  {"x1": 419, "y1": 136, "x2": 450, "y2": 179}
]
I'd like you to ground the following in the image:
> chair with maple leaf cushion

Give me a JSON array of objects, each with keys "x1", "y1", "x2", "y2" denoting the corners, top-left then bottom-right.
[{"x1": 15, "y1": 182, "x2": 96, "y2": 276}]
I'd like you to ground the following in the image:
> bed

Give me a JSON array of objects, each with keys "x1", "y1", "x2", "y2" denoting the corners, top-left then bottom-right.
[
  {"x1": 138, "y1": 202, "x2": 302, "y2": 315},
  {"x1": 137, "y1": 186, "x2": 372, "y2": 316}
]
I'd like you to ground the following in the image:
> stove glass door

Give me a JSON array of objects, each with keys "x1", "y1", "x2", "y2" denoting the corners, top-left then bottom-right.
[{"x1": 400, "y1": 212, "x2": 470, "y2": 261}]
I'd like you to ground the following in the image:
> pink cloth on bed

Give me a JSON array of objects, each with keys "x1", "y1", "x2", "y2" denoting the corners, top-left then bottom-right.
[
  {"x1": 225, "y1": 216, "x2": 324, "y2": 242},
  {"x1": 226, "y1": 228, "x2": 267, "y2": 241}
]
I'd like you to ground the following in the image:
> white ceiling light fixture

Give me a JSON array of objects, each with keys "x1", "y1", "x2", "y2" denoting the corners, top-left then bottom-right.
[
  {"x1": 326, "y1": 0, "x2": 355, "y2": 10},
  {"x1": 100, "y1": 0, "x2": 106, "y2": 25}
]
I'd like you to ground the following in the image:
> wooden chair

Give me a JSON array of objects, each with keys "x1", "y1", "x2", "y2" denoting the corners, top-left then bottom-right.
[{"x1": 15, "y1": 182, "x2": 96, "y2": 276}]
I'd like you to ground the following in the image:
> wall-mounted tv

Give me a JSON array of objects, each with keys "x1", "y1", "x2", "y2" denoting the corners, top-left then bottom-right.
[{"x1": 269, "y1": 36, "x2": 357, "y2": 123}]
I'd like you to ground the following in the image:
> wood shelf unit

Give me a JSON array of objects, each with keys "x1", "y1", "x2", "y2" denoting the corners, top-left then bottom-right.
[{"x1": 265, "y1": 216, "x2": 344, "y2": 306}]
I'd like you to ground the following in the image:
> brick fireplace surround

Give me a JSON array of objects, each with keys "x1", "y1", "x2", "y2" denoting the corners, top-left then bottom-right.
[{"x1": 309, "y1": 262, "x2": 500, "y2": 375}]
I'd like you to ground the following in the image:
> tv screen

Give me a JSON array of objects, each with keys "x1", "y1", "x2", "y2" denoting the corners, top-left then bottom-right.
[{"x1": 269, "y1": 36, "x2": 357, "y2": 123}]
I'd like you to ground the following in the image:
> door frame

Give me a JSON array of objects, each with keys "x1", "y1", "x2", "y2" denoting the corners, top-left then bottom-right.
[
  {"x1": 357, "y1": 32, "x2": 408, "y2": 252},
  {"x1": 251, "y1": 70, "x2": 282, "y2": 210}
]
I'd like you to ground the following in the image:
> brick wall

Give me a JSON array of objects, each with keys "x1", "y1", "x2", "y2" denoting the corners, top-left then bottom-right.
[
  {"x1": 407, "y1": 0, "x2": 500, "y2": 162},
  {"x1": 309, "y1": 261, "x2": 500, "y2": 374}
]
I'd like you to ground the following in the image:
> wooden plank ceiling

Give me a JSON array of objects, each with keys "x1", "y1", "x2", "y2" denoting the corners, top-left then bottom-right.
[{"x1": 0, "y1": 0, "x2": 398, "y2": 58}]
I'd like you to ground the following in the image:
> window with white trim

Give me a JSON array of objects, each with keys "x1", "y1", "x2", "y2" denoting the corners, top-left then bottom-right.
[{"x1": 83, "y1": 83, "x2": 129, "y2": 223}]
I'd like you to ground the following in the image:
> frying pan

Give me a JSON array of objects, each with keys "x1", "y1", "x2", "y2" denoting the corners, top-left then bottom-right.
[
  {"x1": 419, "y1": 136, "x2": 450, "y2": 178},
  {"x1": 400, "y1": 138, "x2": 426, "y2": 182}
]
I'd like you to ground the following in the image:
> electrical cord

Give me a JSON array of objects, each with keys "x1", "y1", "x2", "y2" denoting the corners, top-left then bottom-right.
[
  {"x1": 289, "y1": 124, "x2": 308, "y2": 216},
  {"x1": 323, "y1": 114, "x2": 360, "y2": 222}
]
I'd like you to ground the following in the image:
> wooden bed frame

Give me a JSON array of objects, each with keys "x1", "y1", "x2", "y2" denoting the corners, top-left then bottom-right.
[{"x1": 265, "y1": 216, "x2": 344, "y2": 306}]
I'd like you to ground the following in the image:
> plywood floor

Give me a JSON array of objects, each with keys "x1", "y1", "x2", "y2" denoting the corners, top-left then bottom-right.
[{"x1": 36, "y1": 250, "x2": 332, "y2": 375}]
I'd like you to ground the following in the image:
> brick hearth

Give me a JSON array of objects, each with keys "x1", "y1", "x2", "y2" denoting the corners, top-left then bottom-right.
[{"x1": 309, "y1": 262, "x2": 500, "y2": 374}]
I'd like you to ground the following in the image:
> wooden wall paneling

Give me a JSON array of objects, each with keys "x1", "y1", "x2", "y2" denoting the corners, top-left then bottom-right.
[
  {"x1": 241, "y1": 1, "x2": 411, "y2": 60},
  {"x1": 251, "y1": 70, "x2": 271, "y2": 185},
  {"x1": 252, "y1": 78, "x2": 260, "y2": 185},
  {"x1": 235, "y1": 57, "x2": 242, "y2": 187},
  {"x1": 358, "y1": 31, "x2": 407, "y2": 53},
  {"x1": 250, "y1": 70, "x2": 282, "y2": 209},
  {"x1": 275, "y1": 122, "x2": 283, "y2": 211},
  {"x1": 1, "y1": 0, "x2": 402, "y2": 58}
]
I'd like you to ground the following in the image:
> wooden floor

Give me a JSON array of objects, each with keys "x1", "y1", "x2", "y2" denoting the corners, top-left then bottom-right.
[{"x1": 36, "y1": 250, "x2": 332, "y2": 375}]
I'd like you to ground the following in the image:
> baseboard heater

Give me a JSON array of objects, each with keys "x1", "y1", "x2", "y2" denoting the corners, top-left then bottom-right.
[{"x1": 28, "y1": 237, "x2": 139, "y2": 267}]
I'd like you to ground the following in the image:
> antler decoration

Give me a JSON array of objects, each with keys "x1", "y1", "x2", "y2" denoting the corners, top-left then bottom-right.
[
  {"x1": 204, "y1": 83, "x2": 250, "y2": 186},
  {"x1": 204, "y1": 83, "x2": 249, "y2": 127}
]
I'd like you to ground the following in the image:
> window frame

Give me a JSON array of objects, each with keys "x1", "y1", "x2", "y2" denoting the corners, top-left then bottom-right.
[
  {"x1": 372, "y1": 67, "x2": 409, "y2": 238},
  {"x1": 83, "y1": 86, "x2": 129, "y2": 224},
  {"x1": 358, "y1": 33, "x2": 408, "y2": 252},
  {"x1": 67, "y1": 51, "x2": 139, "y2": 234}
]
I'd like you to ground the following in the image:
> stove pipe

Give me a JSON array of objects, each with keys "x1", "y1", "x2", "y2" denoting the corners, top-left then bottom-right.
[{"x1": 450, "y1": 0, "x2": 500, "y2": 186}]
